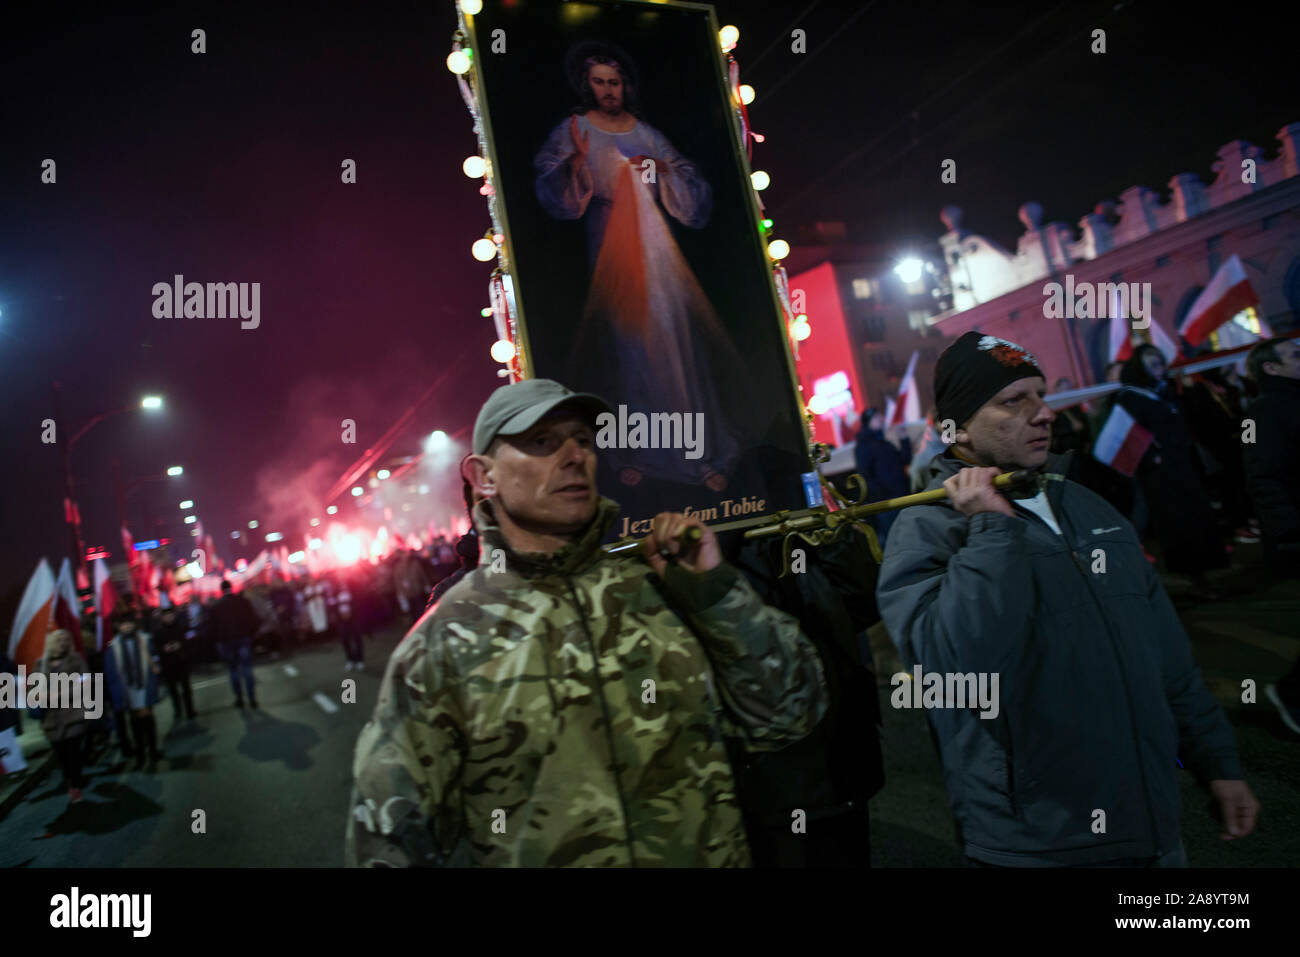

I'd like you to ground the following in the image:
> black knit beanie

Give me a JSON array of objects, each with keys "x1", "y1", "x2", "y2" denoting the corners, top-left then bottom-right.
[{"x1": 934, "y1": 331, "x2": 1044, "y2": 428}]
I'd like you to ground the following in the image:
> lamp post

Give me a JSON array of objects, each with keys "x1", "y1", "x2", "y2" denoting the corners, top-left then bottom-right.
[{"x1": 55, "y1": 386, "x2": 164, "y2": 580}]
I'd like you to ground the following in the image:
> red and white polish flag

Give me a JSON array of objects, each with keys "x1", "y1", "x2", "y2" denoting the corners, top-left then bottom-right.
[
  {"x1": 1178, "y1": 254, "x2": 1261, "y2": 347},
  {"x1": 53, "y1": 558, "x2": 85, "y2": 654},
  {"x1": 1109, "y1": 287, "x2": 1181, "y2": 363},
  {"x1": 1093, "y1": 405, "x2": 1154, "y2": 477},
  {"x1": 7, "y1": 559, "x2": 55, "y2": 675},
  {"x1": 93, "y1": 557, "x2": 118, "y2": 652},
  {"x1": 888, "y1": 350, "x2": 922, "y2": 427}
]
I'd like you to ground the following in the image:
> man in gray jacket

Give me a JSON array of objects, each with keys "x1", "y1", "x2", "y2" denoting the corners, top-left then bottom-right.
[{"x1": 877, "y1": 331, "x2": 1259, "y2": 866}]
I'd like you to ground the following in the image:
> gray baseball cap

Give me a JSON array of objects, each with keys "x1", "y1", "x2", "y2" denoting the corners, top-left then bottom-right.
[{"x1": 472, "y1": 379, "x2": 612, "y2": 455}]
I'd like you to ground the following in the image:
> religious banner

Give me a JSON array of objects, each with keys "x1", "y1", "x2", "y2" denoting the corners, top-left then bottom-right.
[{"x1": 457, "y1": 0, "x2": 817, "y2": 538}]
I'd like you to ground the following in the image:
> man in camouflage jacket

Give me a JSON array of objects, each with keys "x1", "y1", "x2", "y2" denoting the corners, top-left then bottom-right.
[{"x1": 346, "y1": 379, "x2": 828, "y2": 866}]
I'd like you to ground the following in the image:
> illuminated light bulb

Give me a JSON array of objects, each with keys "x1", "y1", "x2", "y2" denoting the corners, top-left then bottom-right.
[
  {"x1": 459, "y1": 0, "x2": 483, "y2": 15},
  {"x1": 796, "y1": 314, "x2": 808, "y2": 323},
  {"x1": 793, "y1": 319, "x2": 812, "y2": 342},
  {"x1": 446, "y1": 50, "x2": 471, "y2": 75},
  {"x1": 480, "y1": 307, "x2": 493, "y2": 317},
  {"x1": 351, "y1": 487, "x2": 363, "y2": 497},
  {"x1": 377, "y1": 469, "x2": 391, "y2": 480},
  {"x1": 751, "y1": 170, "x2": 770, "y2": 191},
  {"x1": 762, "y1": 218, "x2": 773, "y2": 229},
  {"x1": 326, "y1": 505, "x2": 338, "y2": 514},
  {"x1": 767, "y1": 239, "x2": 790, "y2": 261},
  {"x1": 462, "y1": 156, "x2": 487, "y2": 178},
  {"x1": 893, "y1": 257, "x2": 924, "y2": 284},
  {"x1": 310, "y1": 518, "x2": 320, "y2": 527},
  {"x1": 808, "y1": 393, "x2": 829, "y2": 415},
  {"x1": 492, "y1": 233, "x2": 504, "y2": 244},
  {"x1": 472, "y1": 238, "x2": 497, "y2": 261},
  {"x1": 739, "y1": 84, "x2": 755, "y2": 105},
  {"x1": 719, "y1": 25, "x2": 739, "y2": 49},
  {"x1": 491, "y1": 339, "x2": 516, "y2": 363}
]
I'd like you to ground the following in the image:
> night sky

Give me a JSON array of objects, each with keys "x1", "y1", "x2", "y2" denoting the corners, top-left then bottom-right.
[{"x1": 1, "y1": 0, "x2": 1293, "y2": 596}]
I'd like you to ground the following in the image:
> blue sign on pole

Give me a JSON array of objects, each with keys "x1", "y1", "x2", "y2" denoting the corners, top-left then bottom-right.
[{"x1": 133, "y1": 540, "x2": 160, "y2": 551}]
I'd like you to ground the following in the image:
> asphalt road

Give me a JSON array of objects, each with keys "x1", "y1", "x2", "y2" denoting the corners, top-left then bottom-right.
[{"x1": 0, "y1": 627, "x2": 408, "y2": 868}]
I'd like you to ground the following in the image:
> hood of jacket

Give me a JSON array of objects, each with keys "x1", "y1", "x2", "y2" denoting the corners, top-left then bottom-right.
[{"x1": 473, "y1": 496, "x2": 619, "y2": 579}]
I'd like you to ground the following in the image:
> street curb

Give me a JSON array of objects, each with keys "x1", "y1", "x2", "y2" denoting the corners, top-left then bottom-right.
[{"x1": 0, "y1": 752, "x2": 58, "y2": 822}]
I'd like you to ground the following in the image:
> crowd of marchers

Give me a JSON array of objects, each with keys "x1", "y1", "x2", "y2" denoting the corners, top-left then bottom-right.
[{"x1": 0, "y1": 536, "x2": 481, "y2": 808}]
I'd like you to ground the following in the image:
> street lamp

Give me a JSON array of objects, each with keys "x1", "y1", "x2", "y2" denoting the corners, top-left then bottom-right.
[
  {"x1": 179, "y1": 500, "x2": 194, "y2": 510},
  {"x1": 54, "y1": 387, "x2": 167, "y2": 578},
  {"x1": 167, "y1": 465, "x2": 183, "y2": 476},
  {"x1": 893, "y1": 258, "x2": 924, "y2": 284}
]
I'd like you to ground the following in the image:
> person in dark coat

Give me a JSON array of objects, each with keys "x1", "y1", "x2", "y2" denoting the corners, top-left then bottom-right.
[
  {"x1": 1117, "y1": 344, "x2": 1228, "y2": 590},
  {"x1": 1181, "y1": 367, "x2": 1255, "y2": 539},
  {"x1": 1242, "y1": 336, "x2": 1300, "y2": 734},
  {"x1": 208, "y1": 580, "x2": 260, "y2": 708},
  {"x1": 154, "y1": 602, "x2": 196, "y2": 721},
  {"x1": 425, "y1": 476, "x2": 483, "y2": 613},
  {"x1": 104, "y1": 608, "x2": 162, "y2": 771},
  {"x1": 853, "y1": 410, "x2": 912, "y2": 547},
  {"x1": 878, "y1": 331, "x2": 1258, "y2": 866},
  {"x1": 725, "y1": 526, "x2": 884, "y2": 867}
]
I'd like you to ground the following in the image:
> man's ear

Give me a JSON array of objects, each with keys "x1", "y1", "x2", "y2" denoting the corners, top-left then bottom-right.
[{"x1": 464, "y1": 454, "x2": 496, "y2": 499}]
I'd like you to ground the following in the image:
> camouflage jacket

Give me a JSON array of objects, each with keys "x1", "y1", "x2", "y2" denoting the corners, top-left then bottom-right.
[{"x1": 346, "y1": 498, "x2": 828, "y2": 867}]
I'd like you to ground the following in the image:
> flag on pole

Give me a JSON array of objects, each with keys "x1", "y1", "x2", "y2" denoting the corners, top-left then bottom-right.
[
  {"x1": 1179, "y1": 254, "x2": 1261, "y2": 346},
  {"x1": 888, "y1": 351, "x2": 921, "y2": 427},
  {"x1": 7, "y1": 559, "x2": 56, "y2": 675},
  {"x1": 1146, "y1": 316, "x2": 1181, "y2": 364},
  {"x1": 121, "y1": 523, "x2": 137, "y2": 568},
  {"x1": 1109, "y1": 286, "x2": 1180, "y2": 363},
  {"x1": 883, "y1": 396, "x2": 897, "y2": 428},
  {"x1": 1092, "y1": 404, "x2": 1154, "y2": 477},
  {"x1": 1108, "y1": 286, "x2": 1136, "y2": 363},
  {"x1": 53, "y1": 558, "x2": 85, "y2": 654},
  {"x1": 93, "y1": 557, "x2": 118, "y2": 652}
]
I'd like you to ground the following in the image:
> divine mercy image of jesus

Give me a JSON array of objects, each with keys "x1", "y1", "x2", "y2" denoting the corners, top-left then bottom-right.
[{"x1": 533, "y1": 40, "x2": 743, "y2": 490}]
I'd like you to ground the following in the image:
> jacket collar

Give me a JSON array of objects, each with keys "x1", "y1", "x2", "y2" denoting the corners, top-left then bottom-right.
[
  {"x1": 922, "y1": 448, "x2": 1071, "y2": 503},
  {"x1": 1260, "y1": 374, "x2": 1300, "y2": 397},
  {"x1": 474, "y1": 497, "x2": 620, "y2": 579}
]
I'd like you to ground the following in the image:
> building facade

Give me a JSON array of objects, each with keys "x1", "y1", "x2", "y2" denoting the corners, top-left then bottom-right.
[{"x1": 930, "y1": 123, "x2": 1300, "y2": 385}]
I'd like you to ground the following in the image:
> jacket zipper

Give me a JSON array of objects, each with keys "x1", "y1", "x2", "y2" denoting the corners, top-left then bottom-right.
[
  {"x1": 564, "y1": 575, "x2": 639, "y2": 867},
  {"x1": 1057, "y1": 500, "x2": 1163, "y2": 857}
]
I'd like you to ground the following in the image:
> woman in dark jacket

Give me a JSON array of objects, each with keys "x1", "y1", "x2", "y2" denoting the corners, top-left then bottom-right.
[
  {"x1": 34, "y1": 629, "x2": 90, "y2": 804},
  {"x1": 1117, "y1": 344, "x2": 1227, "y2": 590}
]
